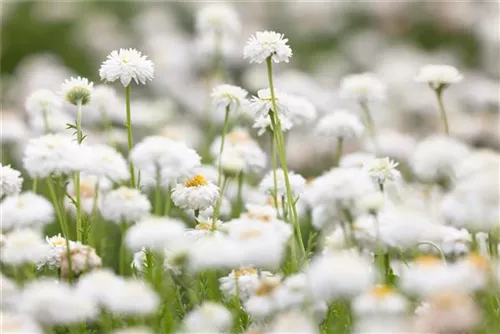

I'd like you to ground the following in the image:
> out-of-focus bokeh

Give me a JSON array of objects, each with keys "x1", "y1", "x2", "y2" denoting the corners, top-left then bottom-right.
[{"x1": 1, "y1": 1, "x2": 499, "y2": 174}]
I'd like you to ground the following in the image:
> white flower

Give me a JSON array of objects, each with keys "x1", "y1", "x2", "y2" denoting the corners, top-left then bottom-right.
[
  {"x1": 268, "y1": 311, "x2": 318, "y2": 334},
  {"x1": 81, "y1": 85, "x2": 122, "y2": 125},
  {"x1": 195, "y1": 4, "x2": 240, "y2": 35},
  {"x1": 363, "y1": 157, "x2": 400, "y2": 186},
  {"x1": 1, "y1": 192, "x2": 54, "y2": 231},
  {"x1": 99, "y1": 48, "x2": 154, "y2": 87},
  {"x1": 315, "y1": 110, "x2": 364, "y2": 139},
  {"x1": 60, "y1": 76, "x2": 93, "y2": 105},
  {"x1": 340, "y1": 152, "x2": 376, "y2": 168},
  {"x1": 18, "y1": 279, "x2": 98, "y2": 325},
  {"x1": 259, "y1": 168, "x2": 306, "y2": 198},
  {"x1": 244, "y1": 276, "x2": 283, "y2": 318},
  {"x1": 352, "y1": 285, "x2": 409, "y2": 317},
  {"x1": 76, "y1": 269, "x2": 125, "y2": 307},
  {"x1": 368, "y1": 130, "x2": 417, "y2": 164},
  {"x1": 211, "y1": 84, "x2": 248, "y2": 115},
  {"x1": 287, "y1": 95, "x2": 317, "y2": 126},
  {"x1": 253, "y1": 113, "x2": 293, "y2": 136},
  {"x1": 339, "y1": 72, "x2": 386, "y2": 103},
  {"x1": 63, "y1": 173, "x2": 112, "y2": 216},
  {"x1": 219, "y1": 267, "x2": 273, "y2": 301},
  {"x1": 111, "y1": 327, "x2": 153, "y2": 334},
  {"x1": 171, "y1": 175, "x2": 220, "y2": 211},
  {"x1": 101, "y1": 279, "x2": 159, "y2": 316},
  {"x1": 126, "y1": 216, "x2": 186, "y2": 252},
  {"x1": 250, "y1": 88, "x2": 290, "y2": 118},
  {"x1": 0, "y1": 164, "x2": 23, "y2": 198},
  {"x1": 39, "y1": 234, "x2": 74, "y2": 270},
  {"x1": 415, "y1": 64, "x2": 463, "y2": 89},
  {"x1": 182, "y1": 302, "x2": 232, "y2": 333},
  {"x1": 1, "y1": 229, "x2": 49, "y2": 266},
  {"x1": 23, "y1": 134, "x2": 87, "y2": 178},
  {"x1": 83, "y1": 144, "x2": 129, "y2": 183},
  {"x1": 60, "y1": 242, "x2": 102, "y2": 278},
  {"x1": 1, "y1": 274, "x2": 19, "y2": 311},
  {"x1": 244, "y1": 31, "x2": 293, "y2": 64},
  {"x1": 25, "y1": 89, "x2": 62, "y2": 117},
  {"x1": 0, "y1": 312, "x2": 42, "y2": 334},
  {"x1": 100, "y1": 187, "x2": 151, "y2": 224},
  {"x1": 305, "y1": 252, "x2": 375, "y2": 301}
]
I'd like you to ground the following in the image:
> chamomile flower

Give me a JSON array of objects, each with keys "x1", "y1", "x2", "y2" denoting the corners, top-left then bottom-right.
[
  {"x1": 219, "y1": 267, "x2": 273, "y2": 301},
  {"x1": 0, "y1": 164, "x2": 23, "y2": 198},
  {"x1": 363, "y1": 157, "x2": 400, "y2": 187},
  {"x1": 40, "y1": 234, "x2": 75, "y2": 270},
  {"x1": 259, "y1": 168, "x2": 306, "y2": 198},
  {"x1": 250, "y1": 88, "x2": 290, "y2": 118},
  {"x1": 99, "y1": 48, "x2": 154, "y2": 87},
  {"x1": 1, "y1": 192, "x2": 54, "y2": 231},
  {"x1": 100, "y1": 187, "x2": 151, "y2": 224},
  {"x1": 1, "y1": 274, "x2": 19, "y2": 310},
  {"x1": 171, "y1": 175, "x2": 220, "y2": 211},
  {"x1": 182, "y1": 302, "x2": 232, "y2": 333},
  {"x1": 195, "y1": 4, "x2": 240, "y2": 35},
  {"x1": 25, "y1": 89, "x2": 62, "y2": 117},
  {"x1": 60, "y1": 76, "x2": 93, "y2": 105},
  {"x1": 1, "y1": 229, "x2": 49, "y2": 266},
  {"x1": 125, "y1": 216, "x2": 186, "y2": 252},
  {"x1": 368, "y1": 130, "x2": 417, "y2": 164},
  {"x1": 352, "y1": 285, "x2": 409, "y2": 316},
  {"x1": 84, "y1": 144, "x2": 129, "y2": 183},
  {"x1": 244, "y1": 31, "x2": 293, "y2": 64},
  {"x1": 60, "y1": 242, "x2": 102, "y2": 278},
  {"x1": 63, "y1": 173, "x2": 111, "y2": 216},
  {"x1": 0, "y1": 312, "x2": 42, "y2": 334},
  {"x1": 253, "y1": 113, "x2": 293, "y2": 136},
  {"x1": 287, "y1": 95, "x2": 317, "y2": 126},
  {"x1": 244, "y1": 276, "x2": 283, "y2": 318},
  {"x1": 339, "y1": 72, "x2": 387, "y2": 103},
  {"x1": 211, "y1": 84, "x2": 248, "y2": 115},
  {"x1": 415, "y1": 64, "x2": 463, "y2": 89},
  {"x1": 102, "y1": 279, "x2": 159, "y2": 316},
  {"x1": 76, "y1": 269, "x2": 125, "y2": 307},
  {"x1": 268, "y1": 311, "x2": 318, "y2": 334},
  {"x1": 315, "y1": 110, "x2": 365, "y2": 140}
]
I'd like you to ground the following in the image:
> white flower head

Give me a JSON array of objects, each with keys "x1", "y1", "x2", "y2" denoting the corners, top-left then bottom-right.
[
  {"x1": 315, "y1": 109, "x2": 364, "y2": 140},
  {"x1": 60, "y1": 76, "x2": 93, "y2": 105},
  {"x1": 253, "y1": 113, "x2": 293, "y2": 136},
  {"x1": 99, "y1": 48, "x2": 154, "y2": 87},
  {"x1": 101, "y1": 279, "x2": 159, "y2": 316},
  {"x1": 196, "y1": 4, "x2": 240, "y2": 35},
  {"x1": 125, "y1": 216, "x2": 186, "y2": 252},
  {"x1": 1, "y1": 229, "x2": 49, "y2": 266},
  {"x1": 363, "y1": 157, "x2": 400, "y2": 186},
  {"x1": 100, "y1": 187, "x2": 151, "y2": 224},
  {"x1": 1, "y1": 192, "x2": 54, "y2": 231},
  {"x1": 0, "y1": 164, "x2": 23, "y2": 198},
  {"x1": 415, "y1": 64, "x2": 463, "y2": 90},
  {"x1": 219, "y1": 267, "x2": 273, "y2": 301},
  {"x1": 25, "y1": 89, "x2": 62, "y2": 117},
  {"x1": 352, "y1": 285, "x2": 409, "y2": 317},
  {"x1": 250, "y1": 88, "x2": 290, "y2": 118},
  {"x1": 259, "y1": 168, "x2": 306, "y2": 198},
  {"x1": 76, "y1": 269, "x2": 125, "y2": 307},
  {"x1": 211, "y1": 84, "x2": 248, "y2": 115},
  {"x1": 243, "y1": 30, "x2": 293, "y2": 64},
  {"x1": 0, "y1": 312, "x2": 42, "y2": 334},
  {"x1": 182, "y1": 302, "x2": 232, "y2": 333},
  {"x1": 339, "y1": 72, "x2": 386, "y2": 103},
  {"x1": 60, "y1": 242, "x2": 102, "y2": 278},
  {"x1": 84, "y1": 144, "x2": 129, "y2": 183},
  {"x1": 171, "y1": 174, "x2": 220, "y2": 211}
]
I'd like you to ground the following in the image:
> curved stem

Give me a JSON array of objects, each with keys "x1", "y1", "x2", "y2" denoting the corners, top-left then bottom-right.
[
  {"x1": 333, "y1": 137, "x2": 344, "y2": 167},
  {"x1": 269, "y1": 132, "x2": 280, "y2": 218},
  {"x1": 125, "y1": 85, "x2": 136, "y2": 188},
  {"x1": 417, "y1": 241, "x2": 447, "y2": 264},
  {"x1": 435, "y1": 89, "x2": 450, "y2": 135},
  {"x1": 217, "y1": 106, "x2": 231, "y2": 188}
]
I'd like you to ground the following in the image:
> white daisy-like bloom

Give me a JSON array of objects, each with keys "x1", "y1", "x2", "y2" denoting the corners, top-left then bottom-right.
[
  {"x1": 195, "y1": 3, "x2": 240, "y2": 35},
  {"x1": 28, "y1": 108, "x2": 72, "y2": 135},
  {"x1": 305, "y1": 252, "x2": 375, "y2": 302},
  {"x1": 182, "y1": 302, "x2": 232, "y2": 333},
  {"x1": 244, "y1": 31, "x2": 293, "y2": 64},
  {"x1": 259, "y1": 168, "x2": 306, "y2": 198},
  {"x1": 111, "y1": 327, "x2": 153, "y2": 334},
  {"x1": 352, "y1": 285, "x2": 409, "y2": 317},
  {"x1": 60, "y1": 76, "x2": 93, "y2": 105},
  {"x1": 39, "y1": 234, "x2": 75, "y2": 270},
  {"x1": 368, "y1": 130, "x2": 417, "y2": 164},
  {"x1": 363, "y1": 157, "x2": 401, "y2": 187},
  {"x1": 415, "y1": 64, "x2": 463, "y2": 89},
  {"x1": 315, "y1": 109, "x2": 364, "y2": 140},
  {"x1": 219, "y1": 267, "x2": 273, "y2": 301},
  {"x1": 24, "y1": 89, "x2": 62, "y2": 117},
  {"x1": 63, "y1": 173, "x2": 112, "y2": 216},
  {"x1": 243, "y1": 275, "x2": 283, "y2": 318},
  {"x1": 253, "y1": 113, "x2": 293, "y2": 136},
  {"x1": 81, "y1": 85, "x2": 122, "y2": 125},
  {"x1": 340, "y1": 152, "x2": 376, "y2": 168},
  {"x1": 0, "y1": 229, "x2": 49, "y2": 266},
  {"x1": 1, "y1": 192, "x2": 54, "y2": 231},
  {"x1": 287, "y1": 95, "x2": 317, "y2": 126},
  {"x1": 171, "y1": 174, "x2": 220, "y2": 211},
  {"x1": 250, "y1": 88, "x2": 290, "y2": 118},
  {"x1": 0, "y1": 164, "x2": 23, "y2": 198},
  {"x1": 83, "y1": 144, "x2": 129, "y2": 183},
  {"x1": 210, "y1": 128, "x2": 267, "y2": 174},
  {"x1": 211, "y1": 84, "x2": 248, "y2": 115},
  {"x1": 268, "y1": 311, "x2": 318, "y2": 334},
  {"x1": 100, "y1": 187, "x2": 151, "y2": 224},
  {"x1": 23, "y1": 133, "x2": 87, "y2": 178},
  {"x1": 101, "y1": 279, "x2": 159, "y2": 316},
  {"x1": 76, "y1": 269, "x2": 125, "y2": 307},
  {"x1": 1, "y1": 111, "x2": 28, "y2": 144},
  {"x1": 126, "y1": 216, "x2": 186, "y2": 252},
  {"x1": 131, "y1": 136, "x2": 201, "y2": 189},
  {"x1": 339, "y1": 72, "x2": 387, "y2": 103},
  {"x1": 0, "y1": 312, "x2": 43, "y2": 334},
  {"x1": 18, "y1": 279, "x2": 98, "y2": 325},
  {"x1": 410, "y1": 135, "x2": 470, "y2": 183},
  {"x1": 1, "y1": 274, "x2": 19, "y2": 311},
  {"x1": 99, "y1": 48, "x2": 154, "y2": 87},
  {"x1": 59, "y1": 242, "x2": 102, "y2": 278}
]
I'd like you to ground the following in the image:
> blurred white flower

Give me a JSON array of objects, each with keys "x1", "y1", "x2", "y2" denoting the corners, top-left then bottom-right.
[
  {"x1": 1, "y1": 192, "x2": 53, "y2": 231},
  {"x1": 0, "y1": 312, "x2": 43, "y2": 334},
  {"x1": 268, "y1": 311, "x2": 319, "y2": 334},
  {"x1": 99, "y1": 48, "x2": 154, "y2": 86},
  {"x1": 315, "y1": 110, "x2": 364, "y2": 140},
  {"x1": 60, "y1": 76, "x2": 93, "y2": 105},
  {"x1": 76, "y1": 269, "x2": 125, "y2": 307},
  {"x1": 0, "y1": 164, "x2": 23, "y2": 198},
  {"x1": 244, "y1": 31, "x2": 293, "y2": 64},
  {"x1": 83, "y1": 144, "x2": 129, "y2": 183},
  {"x1": 24, "y1": 89, "x2": 62, "y2": 117},
  {"x1": 415, "y1": 64, "x2": 463, "y2": 89},
  {"x1": 363, "y1": 157, "x2": 400, "y2": 186},
  {"x1": 250, "y1": 88, "x2": 290, "y2": 118},
  {"x1": 60, "y1": 242, "x2": 102, "y2": 278},
  {"x1": 126, "y1": 216, "x2": 185, "y2": 252},
  {"x1": 352, "y1": 285, "x2": 409, "y2": 317},
  {"x1": 339, "y1": 72, "x2": 386, "y2": 103},
  {"x1": 100, "y1": 187, "x2": 151, "y2": 224},
  {"x1": 1, "y1": 229, "x2": 49, "y2": 266},
  {"x1": 219, "y1": 267, "x2": 273, "y2": 301},
  {"x1": 182, "y1": 302, "x2": 232, "y2": 333},
  {"x1": 195, "y1": 4, "x2": 240, "y2": 35},
  {"x1": 171, "y1": 174, "x2": 220, "y2": 211},
  {"x1": 211, "y1": 84, "x2": 248, "y2": 115},
  {"x1": 259, "y1": 168, "x2": 306, "y2": 198},
  {"x1": 101, "y1": 279, "x2": 159, "y2": 316},
  {"x1": 253, "y1": 113, "x2": 293, "y2": 136}
]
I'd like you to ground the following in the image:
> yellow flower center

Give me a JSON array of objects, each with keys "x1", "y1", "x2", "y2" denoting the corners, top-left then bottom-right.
[
  {"x1": 255, "y1": 280, "x2": 279, "y2": 296},
  {"x1": 465, "y1": 253, "x2": 489, "y2": 270},
  {"x1": 370, "y1": 284, "x2": 394, "y2": 298},
  {"x1": 415, "y1": 255, "x2": 441, "y2": 267},
  {"x1": 121, "y1": 56, "x2": 129, "y2": 63},
  {"x1": 238, "y1": 229, "x2": 262, "y2": 240},
  {"x1": 235, "y1": 267, "x2": 257, "y2": 277},
  {"x1": 228, "y1": 131, "x2": 250, "y2": 144},
  {"x1": 80, "y1": 183, "x2": 95, "y2": 198},
  {"x1": 245, "y1": 211, "x2": 272, "y2": 222},
  {"x1": 123, "y1": 190, "x2": 135, "y2": 200},
  {"x1": 195, "y1": 222, "x2": 213, "y2": 231},
  {"x1": 185, "y1": 175, "x2": 208, "y2": 187}
]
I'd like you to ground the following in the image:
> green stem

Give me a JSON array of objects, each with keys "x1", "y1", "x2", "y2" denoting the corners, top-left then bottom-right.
[
  {"x1": 154, "y1": 166, "x2": 162, "y2": 216},
  {"x1": 42, "y1": 111, "x2": 50, "y2": 134},
  {"x1": 232, "y1": 172, "x2": 244, "y2": 218},
  {"x1": 269, "y1": 132, "x2": 280, "y2": 218},
  {"x1": 359, "y1": 101, "x2": 377, "y2": 150},
  {"x1": 89, "y1": 182, "x2": 100, "y2": 249},
  {"x1": 74, "y1": 172, "x2": 82, "y2": 242},
  {"x1": 417, "y1": 241, "x2": 447, "y2": 264},
  {"x1": 32, "y1": 178, "x2": 38, "y2": 193},
  {"x1": 125, "y1": 85, "x2": 136, "y2": 188},
  {"x1": 212, "y1": 176, "x2": 230, "y2": 226},
  {"x1": 435, "y1": 88, "x2": 450, "y2": 135},
  {"x1": 119, "y1": 222, "x2": 129, "y2": 276},
  {"x1": 217, "y1": 106, "x2": 231, "y2": 188},
  {"x1": 266, "y1": 57, "x2": 306, "y2": 262},
  {"x1": 333, "y1": 137, "x2": 344, "y2": 167},
  {"x1": 164, "y1": 187, "x2": 172, "y2": 216}
]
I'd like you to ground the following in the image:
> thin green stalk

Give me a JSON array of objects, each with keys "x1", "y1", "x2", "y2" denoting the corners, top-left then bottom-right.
[
  {"x1": 164, "y1": 187, "x2": 172, "y2": 216},
  {"x1": 212, "y1": 176, "x2": 230, "y2": 226},
  {"x1": 42, "y1": 111, "x2": 50, "y2": 134},
  {"x1": 89, "y1": 182, "x2": 100, "y2": 249},
  {"x1": 217, "y1": 105, "x2": 231, "y2": 187},
  {"x1": 360, "y1": 101, "x2": 377, "y2": 151},
  {"x1": 119, "y1": 221, "x2": 129, "y2": 276},
  {"x1": 333, "y1": 137, "x2": 344, "y2": 167},
  {"x1": 32, "y1": 178, "x2": 38, "y2": 193},
  {"x1": 417, "y1": 241, "x2": 447, "y2": 264},
  {"x1": 232, "y1": 172, "x2": 244, "y2": 218},
  {"x1": 266, "y1": 57, "x2": 306, "y2": 261},
  {"x1": 435, "y1": 88, "x2": 450, "y2": 135},
  {"x1": 125, "y1": 85, "x2": 136, "y2": 188},
  {"x1": 75, "y1": 100, "x2": 83, "y2": 242},
  {"x1": 269, "y1": 132, "x2": 280, "y2": 218},
  {"x1": 155, "y1": 166, "x2": 162, "y2": 216}
]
